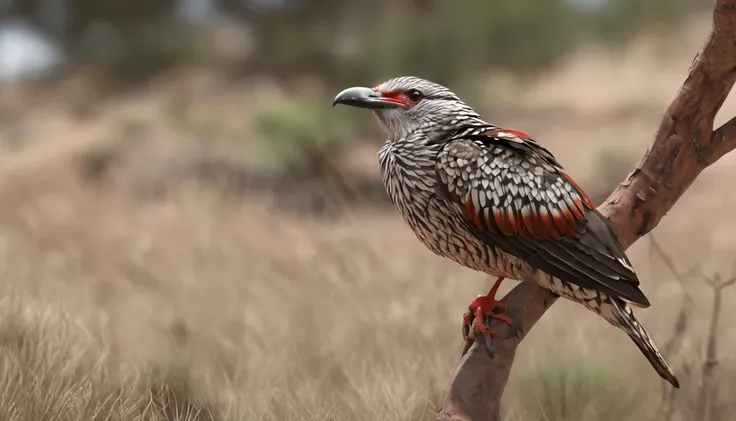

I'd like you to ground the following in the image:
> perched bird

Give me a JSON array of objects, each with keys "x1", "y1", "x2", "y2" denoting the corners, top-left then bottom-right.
[{"x1": 333, "y1": 76, "x2": 679, "y2": 388}]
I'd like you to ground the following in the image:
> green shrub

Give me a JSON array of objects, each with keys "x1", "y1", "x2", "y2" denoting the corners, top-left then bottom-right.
[
  {"x1": 517, "y1": 355, "x2": 643, "y2": 421},
  {"x1": 250, "y1": 96, "x2": 372, "y2": 176},
  {"x1": 144, "y1": 357, "x2": 217, "y2": 421}
]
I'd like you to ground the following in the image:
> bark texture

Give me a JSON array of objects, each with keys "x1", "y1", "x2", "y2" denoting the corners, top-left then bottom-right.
[{"x1": 435, "y1": 1, "x2": 736, "y2": 420}]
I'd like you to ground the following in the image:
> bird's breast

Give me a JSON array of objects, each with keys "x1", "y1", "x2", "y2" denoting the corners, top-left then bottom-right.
[
  {"x1": 378, "y1": 141, "x2": 437, "y2": 216},
  {"x1": 377, "y1": 140, "x2": 514, "y2": 276}
]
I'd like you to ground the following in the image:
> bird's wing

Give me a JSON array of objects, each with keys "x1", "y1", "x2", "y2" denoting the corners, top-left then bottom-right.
[{"x1": 435, "y1": 127, "x2": 650, "y2": 307}]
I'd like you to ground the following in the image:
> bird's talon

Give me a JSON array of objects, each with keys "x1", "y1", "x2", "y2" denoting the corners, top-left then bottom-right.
[
  {"x1": 490, "y1": 313, "x2": 514, "y2": 326},
  {"x1": 485, "y1": 344, "x2": 496, "y2": 358},
  {"x1": 461, "y1": 311, "x2": 474, "y2": 342},
  {"x1": 460, "y1": 276, "x2": 511, "y2": 358}
]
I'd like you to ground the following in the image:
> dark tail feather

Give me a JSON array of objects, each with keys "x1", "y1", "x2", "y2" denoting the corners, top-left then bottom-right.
[{"x1": 612, "y1": 300, "x2": 680, "y2": 388}]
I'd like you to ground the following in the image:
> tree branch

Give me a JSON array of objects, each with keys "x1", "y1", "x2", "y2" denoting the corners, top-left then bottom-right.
[{"x1": 435, "y1": 1, "x2": 736, "y2": 420}]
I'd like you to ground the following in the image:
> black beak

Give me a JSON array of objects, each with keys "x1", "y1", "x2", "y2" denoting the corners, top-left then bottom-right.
[{"x1": 332, "y1": 86, "x2": 404, "y2": 110}]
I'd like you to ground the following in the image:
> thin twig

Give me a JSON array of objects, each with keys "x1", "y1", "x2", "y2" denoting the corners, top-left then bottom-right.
[
  {"x1": 649, "y1": 234, "x2": 700, "y2": 308},
  {"x1": 649, "y1": 237, "x2": 699, "y2": 419},
  {"x1": 696, "y1": 271, "x2": 736, "y2": 421}
]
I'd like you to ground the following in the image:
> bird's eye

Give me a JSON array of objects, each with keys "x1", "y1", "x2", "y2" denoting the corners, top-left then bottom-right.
[{"x1": 406, "y1": 89, "x2": 423, "y2": 103}]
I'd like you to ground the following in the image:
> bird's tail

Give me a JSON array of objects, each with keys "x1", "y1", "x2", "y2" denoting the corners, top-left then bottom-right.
[{"x1": 611, "y1": 300, "x2": 680, "y2": 388}]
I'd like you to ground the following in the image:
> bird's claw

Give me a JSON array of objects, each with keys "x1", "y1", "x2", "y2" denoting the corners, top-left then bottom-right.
[
  {"x1": 485, "y1": 341, "x2": 496, "y2": 358},
  {"x1": 461, "y1": 299, "x2": 513, "y2": 359},
  {"x1": 462, "y1": 311, "x2": 473, "y2": 341}
]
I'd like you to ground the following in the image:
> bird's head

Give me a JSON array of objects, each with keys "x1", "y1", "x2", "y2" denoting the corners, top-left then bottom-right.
[{"x1": 333, "y1": 76, "x2": 481, "y2": 140}]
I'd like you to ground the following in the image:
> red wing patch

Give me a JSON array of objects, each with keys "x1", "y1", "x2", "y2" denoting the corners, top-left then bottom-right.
[
  {"x1": 439, "y1": 138, "x2": 592, "y2": 244},
  {"x1": 553, "y1": 206, "x2": 582, "y2": 238},
  {"x1": 561, "y1": 171, "x2": 596, "y2": 210},
  {"x1": 488, "y1": 128, "x2": 533, "y2": 140},
  {"x1": 493, "y1": 208, "x2": 516, "y2": 236},
  {"x1": 458, "y1": 192, "x2": 584, "y2": 242}
]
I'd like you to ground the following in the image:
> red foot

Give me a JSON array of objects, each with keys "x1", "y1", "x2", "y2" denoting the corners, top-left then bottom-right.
[{"x1": 462, "y1": 277, "x2": 514, "y2": 356}]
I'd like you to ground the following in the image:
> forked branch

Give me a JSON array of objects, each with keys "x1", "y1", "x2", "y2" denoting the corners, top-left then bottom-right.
[{"x1": 435, "y1": 1, "x2": 736, "y2": 420}]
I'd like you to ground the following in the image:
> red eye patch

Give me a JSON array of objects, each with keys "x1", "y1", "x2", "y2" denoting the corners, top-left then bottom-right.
[{"x1": 375, "y1": 90, "x2": 419, "y2": 107}]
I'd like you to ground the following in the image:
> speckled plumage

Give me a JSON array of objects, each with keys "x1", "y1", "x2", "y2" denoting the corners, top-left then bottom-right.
[{"x1": 339, "y1": 76, "x2": 678, "y2": 387}]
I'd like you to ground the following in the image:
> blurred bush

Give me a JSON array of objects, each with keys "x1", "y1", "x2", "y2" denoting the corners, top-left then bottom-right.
[
  {"x1": 586, "y1": 0, "x2": 704, "y2": 45},
  {"x1": 250, "y1": 96, "x2": 371, "y2": 176},
  {"x1": 2, "y1": 0, "x2": 707, "y2": 90},
  {"x1": 78, "y1": 19, "x2": 204, "y2": 83},
  {"x1": 145, "y1": 357, "x2": 217, "y2": 421},
  {"x1": 3, "y1": 0, "x2": 203, "y2": 84},
  {"x1": 587, "y1": 142, "x2": 638, "y2": 204},
  {"x1": 217, "y1": 0, "x2": 706, "y2": 92},
  {"x1": 518, "y1": 355, "x2": 643, "y2": 421}
]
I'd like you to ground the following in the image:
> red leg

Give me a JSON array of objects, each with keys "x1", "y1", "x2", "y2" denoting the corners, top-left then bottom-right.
[{"x1": 462, "y1": 277, "x2": 514, "y2": 354}]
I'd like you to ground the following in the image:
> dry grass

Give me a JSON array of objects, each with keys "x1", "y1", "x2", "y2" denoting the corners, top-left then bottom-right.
[
  {"x1": 1, "y1": 19, "x2": 736, "y2": 420},
  {"x1": 0, "y1": 295, "x2": 216, "y2": 421}
]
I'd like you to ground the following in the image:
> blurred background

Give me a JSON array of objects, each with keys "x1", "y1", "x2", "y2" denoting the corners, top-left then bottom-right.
[{"x1": 0, "y1": 0, "x2": 735, "y2": 420}]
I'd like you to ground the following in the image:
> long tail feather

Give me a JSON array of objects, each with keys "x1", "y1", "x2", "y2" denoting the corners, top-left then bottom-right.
[{"x1": 611, "y1": 300, "x2": 680, "y2": 388}]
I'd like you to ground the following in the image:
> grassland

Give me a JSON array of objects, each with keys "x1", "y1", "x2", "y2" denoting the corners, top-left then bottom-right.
[{"x1": 0, "y1": 16, "x2": 735, "y2": 420}]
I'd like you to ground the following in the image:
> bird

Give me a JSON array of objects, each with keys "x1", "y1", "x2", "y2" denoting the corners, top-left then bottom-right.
[{"x1": 332, "y1": 76, "x2": 679, "y2": 388}]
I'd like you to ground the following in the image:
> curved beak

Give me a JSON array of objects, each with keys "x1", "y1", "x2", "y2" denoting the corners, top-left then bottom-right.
[{"x1": 332, "y1": 86, "x2": 404, "y2": 110}]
